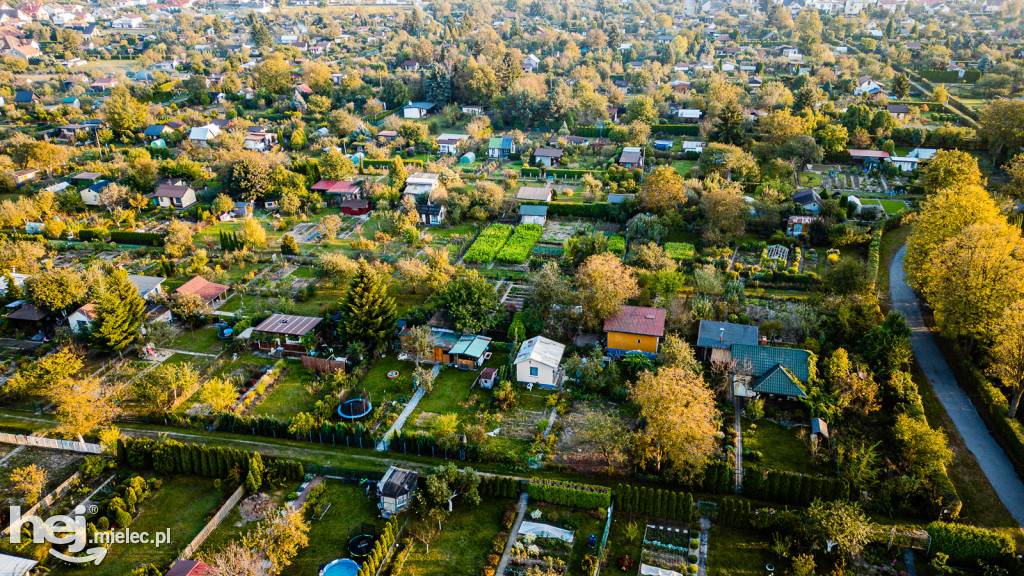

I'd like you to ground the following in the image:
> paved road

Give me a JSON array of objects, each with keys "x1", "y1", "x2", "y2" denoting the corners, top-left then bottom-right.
[{"x1": 890, "y1": 247, "x2": 1024, "y2": 527}]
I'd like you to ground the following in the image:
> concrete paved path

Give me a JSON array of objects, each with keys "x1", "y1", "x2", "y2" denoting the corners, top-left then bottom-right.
[
  {"x1": 494, "y1": 492, "x2": 530, "y2": 576},
  {"x1": 375, "y1": 365, "x2": 438, "y2": 451},
  {"x1": 890, "y1": 247, "x2": 1024, "y2": 527}
]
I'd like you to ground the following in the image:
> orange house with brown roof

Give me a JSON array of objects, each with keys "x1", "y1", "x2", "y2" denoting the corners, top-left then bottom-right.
[{"x1": 603, "y1": 305, "x2": 666, "y2": 357}]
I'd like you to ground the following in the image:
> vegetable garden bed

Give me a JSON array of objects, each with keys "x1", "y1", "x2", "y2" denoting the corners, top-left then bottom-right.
[{"x1": 463, "y1": 224, "x2": 514, "y2": 263}]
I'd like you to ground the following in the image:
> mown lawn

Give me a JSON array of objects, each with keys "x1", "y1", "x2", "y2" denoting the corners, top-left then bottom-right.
[
  {"x1": 706, "y1": 526, "x2": 777, "y2": 576},
  {"x1": 798, "y1": 172, "x2": 822, "y2": 187},
  {"x1": 51, "y1": 477, "x2": 228, "y2": 576},
  {"x1": 358, "y1": 356, "x2": 419, "y2": 405},
  {"x1": 167, "y1": 326, "x2": 226, "y2": 354},
  {"x1": 252, "y1": 359, "x2": 319, "y2": 419},
  {"x1": 742, "y1": 419, "x2": 817, "y2": 476},
  {"x1": 403, "y1": 498, "x2": 511, "y2": 576},
  {"x1": 279, "y1": 481, "x2": 386, "y2": 576},
  {"x1": 880, "y1": 199, "x2": 908, "y2": 215}
]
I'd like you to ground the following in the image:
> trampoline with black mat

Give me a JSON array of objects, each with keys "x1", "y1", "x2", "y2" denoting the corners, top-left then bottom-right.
[
  {"x1": 347, "y1": 522, "x2": 376, "y2": 558},
  {"x1": 337, "y1": 389, "x2": 372, "y2": 419}
]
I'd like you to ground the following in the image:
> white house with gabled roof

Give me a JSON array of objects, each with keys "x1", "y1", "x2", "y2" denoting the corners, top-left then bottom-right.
[{"x1": 514, "y1": 336, "x2": 566, "y2": 390}]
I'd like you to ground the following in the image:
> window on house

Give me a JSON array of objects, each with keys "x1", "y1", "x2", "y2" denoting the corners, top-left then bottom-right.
[{"x1": 529, "y1": 366, "x2": 538, "y2": 377}]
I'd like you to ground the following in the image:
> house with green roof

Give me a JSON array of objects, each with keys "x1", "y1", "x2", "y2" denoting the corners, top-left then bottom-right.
[
  {"x1": 488, "y1": 136, "x2": 516, "y2": 159},
  {"x1": 730, "y1": 343, "x2": 812, "y2": 399},
  {"x1": 449, "y1": 335, "x2": 492, "y2": 370}
]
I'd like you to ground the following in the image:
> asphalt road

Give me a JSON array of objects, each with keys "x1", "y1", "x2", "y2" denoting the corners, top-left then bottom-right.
[{"x1": 890, "y1": 246, "x2": 1024, "y2": 527}]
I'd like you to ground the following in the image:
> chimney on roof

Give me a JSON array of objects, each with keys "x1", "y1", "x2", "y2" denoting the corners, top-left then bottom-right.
[
  {"x1": 719, "y1": 327, "x2": 724, "y2": 343},
  {"x1": 760, "y1": 335, "x2": 767, "y2": 345}
]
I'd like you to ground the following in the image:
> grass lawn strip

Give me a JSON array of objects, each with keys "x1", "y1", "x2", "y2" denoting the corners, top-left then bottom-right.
[
  {"x1": 403, "y1": 498, "x2": 510, "y2": 576},
  {"x1": 50, "y1": 477, "x2": 228, "y2": 576},
  {"x1": 279, "y1": 481, "x2": 386, "y2": 576}
]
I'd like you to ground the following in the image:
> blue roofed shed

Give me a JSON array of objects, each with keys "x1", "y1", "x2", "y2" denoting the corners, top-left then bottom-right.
[
  {"x1": 520, "y1": 204, "x2": 548, "y2": 225},
  {"x1": 448, "y1": 335, "x2": 492, "y2": 370}
]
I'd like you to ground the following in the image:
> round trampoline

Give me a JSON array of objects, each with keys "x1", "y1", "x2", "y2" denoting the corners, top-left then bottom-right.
[
  {"x1": 320, "y1": 558, "x2": 360, "y2": 576},
  {"x1": 348, "y1": 533, "x2": 375, "y2": 557},
  {"x1": 338, "y1": 398, "x2": 372, "y2": 419}
]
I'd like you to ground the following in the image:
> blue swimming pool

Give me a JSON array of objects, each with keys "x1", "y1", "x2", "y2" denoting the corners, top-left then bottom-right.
[{"x1": 321, "y1": 558, "x2": 360, "y2": 576}]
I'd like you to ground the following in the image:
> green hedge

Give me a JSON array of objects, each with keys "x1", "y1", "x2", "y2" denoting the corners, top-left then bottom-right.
[
  {"x1": 615, "y1": 484, "x2": 693, "y2": 522},
  {"x1": 480, "y1": 475, "x2": 521, "y2": 498},
  {"x1": 743, "y1": 467, "x2": 850, "y2": 504},
  {"x1": 520, "y1": 200, "x2": 611, "y2": 219},
  {"x1": 527, "y1": 479, "x2": 611, "y2": 509},
  {"x1": 116, "y1": 437, "x2": 303, "y2": 482},
  {"x1": 948, "y1": 353, "x2": 1024, "y2": 479},
  {"x1": 77, "y1": 228, "x2": 108, "y2": 242},
  {"x1": 651, "y1": 124, "x2": 701, "y2": 136},
  {"x1": 927, "y1": 521, "x2": 1014, "y2": 563},
  {"x1": 362, "y1": 158, "x2": 424, "y2": 170},
  {"x1": 109, "y1": 231, "x2": 164, "y2": 246},
  {"x1": 919, "y1": 70, "x2": 968, "y2": 84}
]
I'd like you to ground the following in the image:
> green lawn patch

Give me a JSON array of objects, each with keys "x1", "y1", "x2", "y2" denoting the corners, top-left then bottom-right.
[
  {"x1": 287, "y1": 266, "x2": 319, "y2": 279},
  {"x1": 403, "y1": 498, "x2": 511, "y2": 576},
  {"x1": 252, "y1": 360, "x2": 318, "y2": 419},
  {"x1": 705, "y1": 526, "x2": 778, "y2": 576},
  {"x1": 880, "y1": 199, "x2": 908, "y2": 215},
  {"x1": 359, "y1": 357, "x2": 419, "y2": 405},
  {"x1": 51, "y1": 477, "x2": 228, "y2": 576},
  {"x1": 279, "y1": 481, "x2": 386, "y2": 576},
  {"x1": 798, "y1": 172, "x2": 822, "y2": 187},
  {"x1": 671, "y1": 160, "x2": 697, "y2": 178},
  {"x1": 167, "y1": 327, "x2": 225, "y2": 355},
  {"x1": 742, "y1": 419, "x2": 818, "y2": 476}
]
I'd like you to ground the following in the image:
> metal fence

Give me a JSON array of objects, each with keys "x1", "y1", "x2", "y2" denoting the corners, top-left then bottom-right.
[
  {"x1": 0, "y1": 433, "x2": 105, "y2": 454},
  {"x1": 177, "y1": 485, "x2": 246, "y2": 561}
]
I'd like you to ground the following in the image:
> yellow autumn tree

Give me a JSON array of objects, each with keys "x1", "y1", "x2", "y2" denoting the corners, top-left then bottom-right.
[
  {"x1": 637, "y1": 165, "x2": 698, "y2": 215},
  {"x1": 629, "y1": 364, "x2": 719, "y2": 481},
  {"x1": 918, "y1": 149, "x2": 986, "y2": 194},
  {"x1": 923, "y1": 221, "x2": 1024, "y2": 344},
  {"x1": 990, "y1": 301, "x2": 1024, "y2": 418},
  {"x1": 903, "y1": 184, "x2": 1003, "y2": 293},
  {"x1": 575, "y1": 252, "x2": 639, "y2": 329}
]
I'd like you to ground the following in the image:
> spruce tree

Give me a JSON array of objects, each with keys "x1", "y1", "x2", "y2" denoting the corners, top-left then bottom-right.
[
  {"x1": 92, "y1": 268, "x2": 146, "y2": 356},
  {"x1": 341, "y1": 260, "x2": 398, "y2": 355}
]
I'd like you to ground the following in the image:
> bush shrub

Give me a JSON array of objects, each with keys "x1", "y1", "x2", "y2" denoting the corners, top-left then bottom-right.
[{"x1": 927, "y1": 521, "x2": 1014, "y2": 563}]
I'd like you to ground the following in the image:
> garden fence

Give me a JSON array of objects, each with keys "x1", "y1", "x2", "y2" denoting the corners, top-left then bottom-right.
[
  {"x1": 177, "y1": 485, "x2": 245, "y2": 561},
  {"x1": 1, "y1": 472, "x2": 81, "y2": 537},
  {"x1": 0, "y1": 432, "x2": 104, "y2": 454},
  {"x1": 593, "y1": 503, "x2": 615, "y2": 576},
  {"x1": 301, "y1": 355, "x2": 347, "y2": 373}
]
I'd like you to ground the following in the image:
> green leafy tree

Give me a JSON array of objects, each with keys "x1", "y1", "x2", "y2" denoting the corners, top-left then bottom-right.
[
  {"x1": 341, "y1": 260, "x2": 398, "y2": 354},
  {"x1": 435, "y1": 271, "x2": 502, "y2": 334},
  {"x1": 102, "y1": 86, "x2": 150, "y2": 137},
  {"x1": 92, "y1": 268, "x2": 146, "y2": 356},
  {"x1": 281, "y1": 233, "x2": 298, "y2": 255},
  {"x1": 803, "y1": 500, "x2": 872, "y2": 556}
]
